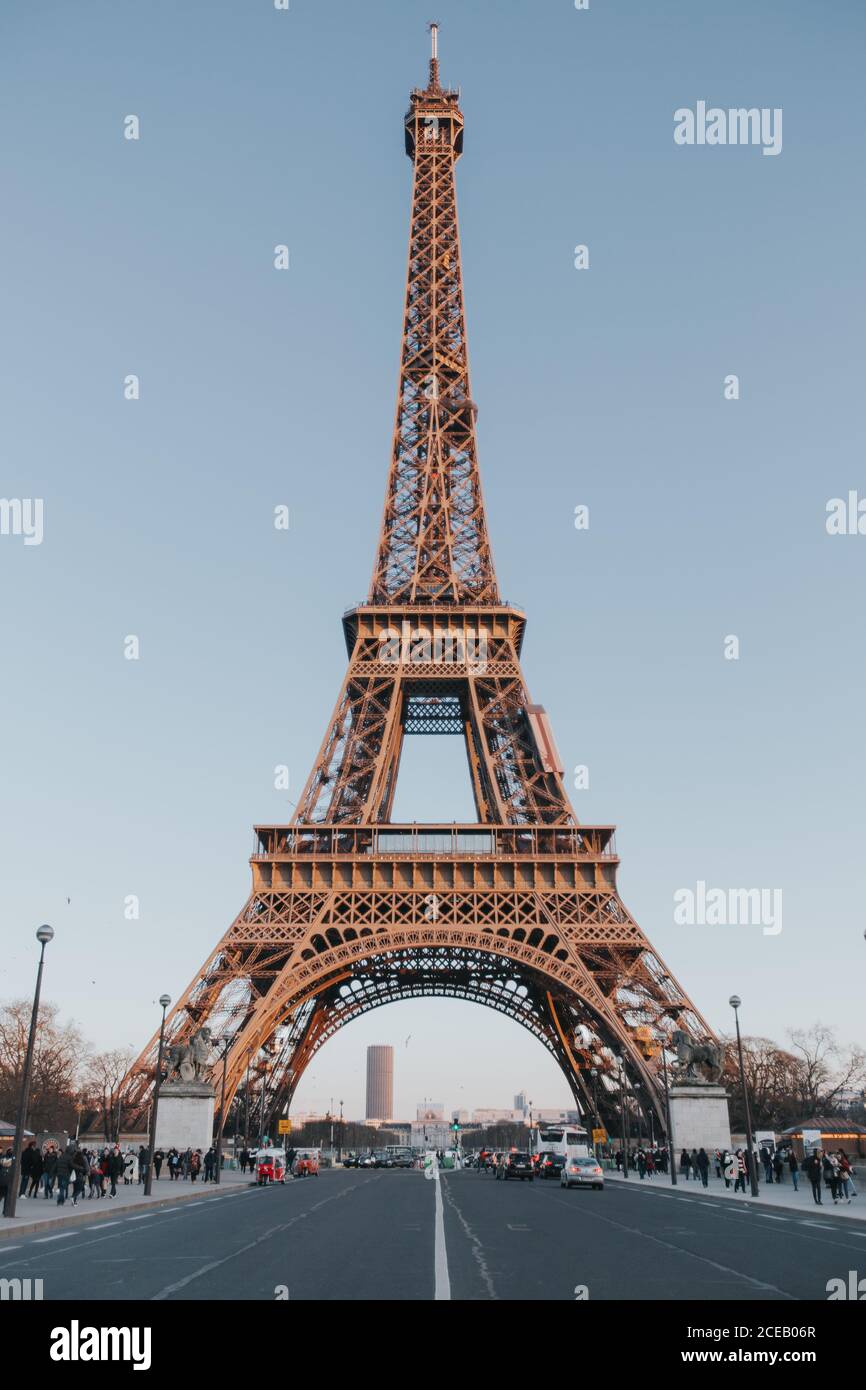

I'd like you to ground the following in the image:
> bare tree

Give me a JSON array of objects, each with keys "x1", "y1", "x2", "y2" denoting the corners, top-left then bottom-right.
[
  {"x1": 83, "y1": 1048, "x2": 135, "y2": 1142},
  {"x1": 0, "y1": 999, "x2": 89, "y2": 1134},
  {"x1": 788, "y1": 1023, "x2": 866, "y2": 1115}
]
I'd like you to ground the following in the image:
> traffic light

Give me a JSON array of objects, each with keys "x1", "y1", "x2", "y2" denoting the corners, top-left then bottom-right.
[{"x1": 452, "y1": 1119, "x2": 460, "y2": 1132}]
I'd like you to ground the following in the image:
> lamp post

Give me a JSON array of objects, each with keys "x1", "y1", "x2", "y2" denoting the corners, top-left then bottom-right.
[
  {"x1": 338, "y1": 1099, "x2": 344, "y2": 1163},
  {"x1": 528, "y1": 1100, "x2": 534, "y2": 1160},
  {"x1": 730, "y1": 995, "x2": 759, "y2": 1197},
  {"x1": 618, "y1": 1060, "x2": 629, "y2": 1179},
  {"x1": 590, "y1": 1067, "x2": 600, "y2": 1158},
  {"x1": 214, "y1": 1034, "x2": 231, "y2": 1185},
  {"x1": 258, "y1": 1062, "x2": 270, "y2": 1147},
  {"x1": 3, "y1": 925, "x2": 54, "y2": 1219},
  {"x1": 143, "y1": 994, "x2": 171, "y2": 1197},
  {"x1": 661, "y1": 1043, "x2": 677, "y2": 1185}
]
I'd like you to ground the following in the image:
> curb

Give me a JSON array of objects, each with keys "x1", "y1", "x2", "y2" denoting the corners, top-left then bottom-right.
[{"x1": 0, "y1": 1180, "x2": 251, "y2": 1241}]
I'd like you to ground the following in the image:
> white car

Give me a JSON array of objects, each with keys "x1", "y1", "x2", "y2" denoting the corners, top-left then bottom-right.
[{"x1": 560, "y1": 1156, "x2": 605, "y2": 1190}]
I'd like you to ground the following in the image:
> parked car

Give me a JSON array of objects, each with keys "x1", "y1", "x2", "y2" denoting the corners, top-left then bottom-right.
[
  {"x1": 358, "y1": 1152, "x2": 376, "y2": 1168},
  {"x1": 561, "y1": 1156, "x2": 605, "y2": 1190},
  {"x1": 536, "y1": 1150, "x2": 566, "y2": 1180},
  {"x1": 499, "y1": 1151, "x2": 534, "y2": 1181},
  {"x1": 372, "y1": 1150, "x2": 394, "y2": 1168}
]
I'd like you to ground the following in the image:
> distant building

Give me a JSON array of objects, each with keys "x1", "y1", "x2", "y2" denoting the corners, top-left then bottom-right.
[
  {"x1": 417, "y1": 1101, "x2": 444, "y2": 1121},
  {"x1": 451, "y1": 1109, "x2": 470, "y2": 1124},
  {"x1": 366, "y1": 1045, "x2": 394, "y2": 1122},
  {"x1": 411, "y1": 1119, "x2": 453, "y2": 1150},
  {"x1": 514, "y1": 1092, "x2": 527, "y2": 1114}
]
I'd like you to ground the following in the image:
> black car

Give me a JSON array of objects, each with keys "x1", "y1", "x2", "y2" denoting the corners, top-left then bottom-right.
[
  {"x1": 499, "y1": 1151, "x2": 534, "y2": 1181},
  {"x1": 536, "y1": 1150, "x2": 565, "y2": 1180}
]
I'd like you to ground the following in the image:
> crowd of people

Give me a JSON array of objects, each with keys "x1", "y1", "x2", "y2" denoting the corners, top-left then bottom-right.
[
  {"x1": 613, "y1": 1142, "x2": 857, "y2": 1204},
  {"x1": 12, "y1": 1139, "x2": 226, "y2": 1206}
]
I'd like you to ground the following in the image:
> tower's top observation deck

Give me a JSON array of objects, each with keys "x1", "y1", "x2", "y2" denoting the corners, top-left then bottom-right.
[{"x1": 405, "y1": 22, "x2": 464, "y2": 159}]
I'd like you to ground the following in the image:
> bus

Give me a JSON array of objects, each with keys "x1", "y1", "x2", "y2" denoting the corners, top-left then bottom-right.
[{"x1": 536, "y1": 1125, "x2": 590, "y2": 1160}]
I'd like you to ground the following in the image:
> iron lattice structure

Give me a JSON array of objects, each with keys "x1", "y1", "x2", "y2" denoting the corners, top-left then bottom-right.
[{"x1": 121, "y1": 31, "x2": 715, "y2": 1138}]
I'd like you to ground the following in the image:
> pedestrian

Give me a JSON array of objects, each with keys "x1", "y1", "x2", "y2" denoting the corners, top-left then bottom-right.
[
  {"x1": 637, "y1": 1148, "x2": 646, "y2": 1179},
  {"x1": 55, "y1": 1146, "x2": 74, "y2": 1206},
  {"x1": 787, "y1": 1148, "x2": 799, "y2": 1193},
  {"x1": 204, "y1": 1147, "x2": 215, "y2": 1182},
  {"x1": 837, "y1": 1151, "x2": 856, "y2": 1202},
  {"x1": 19, "y1": 1140, "x2": 39, "y2": 1198},
  {"x1": 722, "y1": 1150, "x2": 736, "y2": 1189},
  {"x1": 823, "y1": 1150, "x2": 840, "y2": 1204},
  {"x1": 680, "y1": 1148, "x2": 691, "y2": 1180},
  {"x1": 154, "y1": 1148, "x2": 164, "y2": 1181},
  {"x1": 71, "y1": 1148, "x2": 88, "y2": 1206},
  {"x1": 26, "y1": 1143, "x2": 44, "y2": 1197},
  {"x1": 773, "y1": 1148, "x2": 784, "y2": 1184},
  {"x1": 239, "y1": 1147, "x2": 249, "y2": 1174},
  {"x1": 646, "y1": 1150, "x2": 655, "y2": 1179},
  {"x1": 714, "y1": 1150, "x2": 722, "y2": 1180},
  {"x1": 88, "y1": 1153, "x2": 103, "y2": 1199},
  {"x1": 42, "y1": 1145, "x2": 57, "y2": 1198},
  {"x1": 138, "y1": 1144, "x2": 150, "y2": 1187},
  {"x1": 190, "y1": 1149, "x2": 202, "y2": 1182},
  {"x1": 182, "y1": 1148, "x2": 192, "y2": 1180},
  {"x1": 696, "y1": 1147, "x2": 710, "y2": 1188},
  {"x1": 733, "y1": 1149, "x2": 747, "y2": 1194},
  {"x1": 169, "y1": 1147, "x2": 180, "y2": 1180},
  {"x1": 615, "y1": 1149, "x2": 623, "y2": 1172},
  {"x1": 805, "y1": 1149, "x2": 823, "y2": 1205}
]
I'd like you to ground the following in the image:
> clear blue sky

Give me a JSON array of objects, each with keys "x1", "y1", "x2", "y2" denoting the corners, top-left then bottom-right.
[{"x1": 1, "y1": 0, "x2": 864, "y2": 1120}]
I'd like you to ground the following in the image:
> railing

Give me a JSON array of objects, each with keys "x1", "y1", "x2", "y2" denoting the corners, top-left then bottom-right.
[{"x1": 252, "y1": 823, "x2": 617, "y2": 860}]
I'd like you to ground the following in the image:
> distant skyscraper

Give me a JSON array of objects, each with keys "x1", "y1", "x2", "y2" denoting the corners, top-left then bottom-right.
[
  {"x1": 515, "y1": 1091, "x2": 527, "y2": 1113},
  {"x1": 365, "y1": 1045, "x2": 394, "y2": 1121}
]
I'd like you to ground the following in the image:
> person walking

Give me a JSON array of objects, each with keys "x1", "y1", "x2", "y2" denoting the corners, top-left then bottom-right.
[
  {"x1": 823, "y1": 1150, "x2": 841, "y2": 1204},
  {"x1": 41, "y1": 1145, "x2": 57, "y2": 1199},
  {"x1": 204, "y1": 1147, "x2": 215, "y2": 1182},
  {"x1": 837, "y1": 1151, "x2": 856, "y2": 1202},
  {"x1": 19, "y1": 1140, "x2": 39, "y2": 1198},
  {"x1": 71, "y1": 1148, "x2": 88, "y2": 1206},
  {"x1": 138, "y1": 1145, "x2": 151, "y2": 1188},
  {"x1": 805, "y1": 1149, "x2": 823, "y2": 1204},
  {"x1": 153, "y1": 1148, "x2": 164, "y2": 1181},
  {"x1": 773, "y1": 1148, "x2": 784, "y2": 1185},
  {"x1": 646, "y1": 1150, "x2": 655, "y2": 1179},
  {"x1": 637, "y1": 1148, "x2": 646, "y2": 1179},
  {"x1": 190, "y1": 1149, "x2": 202, "y2": 1182},
  {"x1": 88, "y1": 1153, "x2": 103, "y2": 1199},
  {"x1": 108, "y1": 1145, "x2": 124, "y2": 1198},
  {"x1": 55, "y1": 1146, "x2": 74, "y2": 1206},
  {"x1": 733, "y1": 1149, "x2": 748, "y2": 1194},
  {"x1": 696, "y1": 1147, "x2": 710, "y2": 1188},
  {"x1": 787, "y1": 1148, "x2": 799, "y2": 1193},
  {"x1": 680, "y1": 1148, "x2": 691, "y2": 1181},
  {"x1": 26, "y1": 1144, "x2": 44, "y2": 1197}
]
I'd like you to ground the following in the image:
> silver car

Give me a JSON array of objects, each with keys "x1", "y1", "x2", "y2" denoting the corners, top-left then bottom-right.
[{"x1": 560, "y1": 1156, "x2": 605, "y2": 1190}]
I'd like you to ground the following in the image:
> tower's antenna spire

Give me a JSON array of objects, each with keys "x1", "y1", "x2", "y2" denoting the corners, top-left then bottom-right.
[{"x1": 427, "y1": 20, "x2": 441, "y2": 90}]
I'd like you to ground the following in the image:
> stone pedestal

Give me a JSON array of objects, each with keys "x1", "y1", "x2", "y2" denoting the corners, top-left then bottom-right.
[
  {"x1": 154, "y1": 1083, "x2": 215, "y2": 1152},
  {"x1": 669, "y1": 1084, "x2": 732, "y2": 1153}
]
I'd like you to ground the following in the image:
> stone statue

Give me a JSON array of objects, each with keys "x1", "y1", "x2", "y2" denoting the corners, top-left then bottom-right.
[
  {"x1": 670, "y1": 1029, "x2": 723, "y2": 1084},
  {"x1": 165, "y1": 1026, "x2": 213, "y2": 1085}
]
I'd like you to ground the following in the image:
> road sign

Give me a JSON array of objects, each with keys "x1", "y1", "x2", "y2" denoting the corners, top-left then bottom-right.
[
  {"x1": 592, "y1": 1128, "x2": 607, "y2": 1144},
  {"x1": 278, "y1": 1119, "x2": 291, "y2": 1135}
]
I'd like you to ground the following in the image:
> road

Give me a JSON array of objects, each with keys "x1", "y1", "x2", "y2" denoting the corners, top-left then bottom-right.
[{"x1": 1, "y1": 1168, "x2": 863, "y2": 1301}]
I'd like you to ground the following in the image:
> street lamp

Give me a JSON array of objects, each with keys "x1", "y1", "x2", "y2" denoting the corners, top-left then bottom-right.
[
  {"x1": 144, "y1": 994, "x2": 171, "y2": 1197},
  {"x1": 661, "y1": 1043, "x2": 677, "y2": 1186},
  {"x1": 3, "y1": 925, "x2": 53, "y2": 1219},
  {"x1": 618, "y1": 1059, "x2": 629, "y2": 1179},
  {"x1": 214, "y1": 1034, "x2": 231, "y2": 1185},
  {"x1": 729, "y1": 995, "x2": 759, "y2": 1198},
  {"x1": 590, "y1": 1067, "x2": 600, "y2": 1158}
]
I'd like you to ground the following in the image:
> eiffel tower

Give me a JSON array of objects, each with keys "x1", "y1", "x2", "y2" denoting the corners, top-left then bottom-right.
[{"x1": 123, "y1": 26, "x2": 715, "y2": 1137}]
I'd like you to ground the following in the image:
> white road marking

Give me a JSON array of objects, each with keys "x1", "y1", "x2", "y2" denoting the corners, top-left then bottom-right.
[
  {"x1": 434, "y1": 1171, "x2": 451, "y2": 1301},
  {"x1": 89, "y1": 1223, "x2": 119, "y2": 1230},
  {"x1": 34, "y1": 1232, "x2": 77, "y2": 1243},
  {"x1": 802, "y1": 1221, "x2": 833, "y2": 1229},
  {"x1": 127, "y1": 1215, "x2": 154, "y2": 1222},
  {"x1": 758, "y1": 1215, "x2": 790, "y2": 1222}
]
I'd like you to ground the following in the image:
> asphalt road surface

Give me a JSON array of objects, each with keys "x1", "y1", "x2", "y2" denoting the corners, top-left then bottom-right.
[{"x1": 2, "y1": 1169, "x2": 863, "y2": 1301}]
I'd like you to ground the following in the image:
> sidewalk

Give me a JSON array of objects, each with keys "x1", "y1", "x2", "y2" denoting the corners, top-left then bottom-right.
[
  {"x1": 0, "y1": 1169, "x2": 252, "y2": 1240},
  {"x1": 606, "y1": 1169, "x2": 866, "y2": 1221}
]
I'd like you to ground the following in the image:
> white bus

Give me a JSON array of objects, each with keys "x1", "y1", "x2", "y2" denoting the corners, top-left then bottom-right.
[{"x1": 536, "y1": 1125, "x2": 590, "y2": 1159}]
